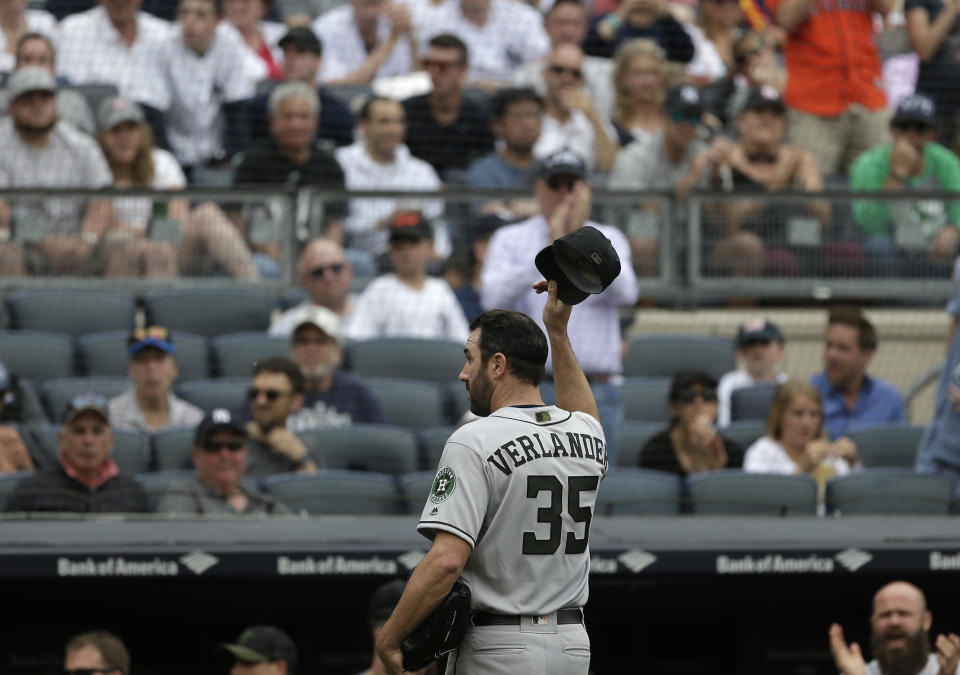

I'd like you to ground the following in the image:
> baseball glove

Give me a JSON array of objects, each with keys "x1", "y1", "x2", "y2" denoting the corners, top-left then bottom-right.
[{"x1": 401, "y1": 578, "x2": 472, "y2": 671}]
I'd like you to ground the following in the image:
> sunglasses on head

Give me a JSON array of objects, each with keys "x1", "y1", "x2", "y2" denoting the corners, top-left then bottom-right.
[
  {"x1": 247, "y1": 387, "x2": 289, "y2": 402},
  {"x1": 310, "y1": 263, "x2": 344, "y2": 278},
  {"x1": 202, "y1": 439, "x2": 244, "y2": 453},
  {"x1": 546, "y1": 175, "x2": 580, "y2": 191},
  {"x1": 548, "y1": 64, "x2": 583, "y2": 79},
  {"x1": 675, "y1": 388, "x2": 718, "y2": 403},
  {"x1": 894, "y1": 121, "x2": 932, "y2": 133}
]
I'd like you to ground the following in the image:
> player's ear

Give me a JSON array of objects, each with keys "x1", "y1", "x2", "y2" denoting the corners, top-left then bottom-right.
[{"x1": 490, "y1": 352, "x2": 507, "y2": 377}]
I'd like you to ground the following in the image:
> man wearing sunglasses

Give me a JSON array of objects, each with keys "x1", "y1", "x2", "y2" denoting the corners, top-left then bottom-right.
[
  {"x1": 851, "y1": 93, "x2": 960, "y2": 268},
  {"x1": 5, "y1": 394, "x2": 149, "y2": 513},
  {"x1": 64, "y1": 630, "x2": 130, "y2": 675},
  {"x1": 157, "y1": 408, "x2": 292, "y2": 515}
]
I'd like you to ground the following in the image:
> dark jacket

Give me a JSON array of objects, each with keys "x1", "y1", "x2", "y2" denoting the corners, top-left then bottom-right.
[
  {"x1": 639, "y1": 428, "x2": 744, "y2": 477},
  {"x1": 4, "y1": 464, "x2": 149, "y2": 513}
]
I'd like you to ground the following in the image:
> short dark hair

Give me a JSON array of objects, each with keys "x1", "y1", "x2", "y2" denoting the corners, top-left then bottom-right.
[
  {"x1": 178, "y1": 0, "x2": 222, "y2": 15},
  {"x1": 15, "y1": 32, "x2": 55, "y2": 65},
  {"x1": 66, "y1": 631, "x2": 130, "y2": 674},
  {"x1": 546, "y1": 0, "x2": 585, "y2": 17},
  {"x1": 428, "y1": 33, "x2": 468, "y2": 64},
  {"x1": 469, "y1": 310, "x2": 548, "y2": 386},
  {"x1": 253, "y1": 356, "x2": 305, "y2": 393},
  {"x1": 490, "y1": 87, "x2": 544, "y2": 119},
  {"x1": 827, "y1": 307, "x2": 877, "y2": 352},
  {"x1": 359, "y1": 95, "x2": 400, "y2": 120},
  {"x1": 668, "y1": 370, "x2": 717, "y2": 402}
]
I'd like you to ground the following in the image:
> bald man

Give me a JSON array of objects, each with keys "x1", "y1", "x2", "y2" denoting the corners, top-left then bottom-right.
[
  {"x1": 830, "y1": 581, "x2": 960, "y2": 675},
  {"x1": 269, "y1": 237, "x2": 356, "y2": 336}
]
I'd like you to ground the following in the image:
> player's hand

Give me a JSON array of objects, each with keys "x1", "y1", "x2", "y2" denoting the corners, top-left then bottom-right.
[
  {"x1": 936, "y1": 633, "x2": 960, "y2": 675},
  {"x1": 829, "y1": 623, "x2": 867, "y2": 675},
  {"x1": 539, "y1": 279, "x2": 573, "y2": 335}
]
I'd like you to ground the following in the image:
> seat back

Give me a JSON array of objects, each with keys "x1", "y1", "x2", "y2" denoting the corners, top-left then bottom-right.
[
  {"x1": 41, "y1": 377, "x2": 130, "y2": 422},
  {"x1": 621, "y1": 377, "x2": 672, "y2": 423},
  {"x1": 826, "y1": 469, "x2": 955, "y2": 515},
  {"x1": 595, "y1": 468, "x2": 682, "y2": 515},
  {"x1": 624, "y1": 335, "x2": 735, "y2": 380},
  {"x1": 730, "y1": 383, "x2": 778, "y2": 423},
  {"x1": 211, "y1": 333, "x2": 289, "y2": 378},
  {"x1": 418, "y1": 426, "x2": 456, "y2": 470},
  {"x1": 362, "y1": 377, "x2": 447, "y2": 431},
  {"x1": 7, "y1": 290, "x2": 136, "y2": 337},
  {"x1": 262, "y1": 470, "x2": 399, "y2": 515},
  {"x1": 399, "y1": 470, "x2": 436, "y2": 515},
  {"x1": 618, "y1": 421, "x2": 664, "y2": 467},
  {"x1": 175, "y1": 379, "x2": 250, "y2": 413},
  {"x1": 78, "y1": 331, "x2": 210, "y2": 381},
  {"x1": 686, "y1": 471, "x2": 818, "y2": 516},
  {"x1": 720, "y1": 421, "x2": 768, "y2": 452},
  {"x1": 846, "y1": 425, "x2": 927, "y2": 468},
  {"x1": 298, "y1": 424, "x2": 419, "y2": 475},
  {"x1": 347, "y1": 338, "x2": 466, "y2": 384},
  {"x1": 144, "y1": 289, "x2": 275, "y2": 337},
  {"x1": 152, "y1": 426, "x2": 199, "y2": 471},
  {"x1": 0, "y1": 330, "x2": 75, "y2": 381},
  {"x1": 135, "y1": 470, "x2": 195, "y2": 512},
  {"x1": 0, "y1": 470, "x2": 31, "y2": 511}
]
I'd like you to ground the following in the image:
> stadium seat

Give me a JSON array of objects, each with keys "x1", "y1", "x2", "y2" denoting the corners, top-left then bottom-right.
[
  {"x1": 621, "y1": 377, "x2": 672, "y2": 423},
  {"x1": 31, "y1": 424, "x2": 148, "y2": 475},
  {"x1": 686, "y1": 471, "x2": 818, "y2": 516},
  {"x1": 41, "y1": 377, "x2": 130, "y2": 422},
  {"x1": 0, "y1": 330, "x2": 74, "y2": 381},
  {"x1": 720, "y1": 420, "x2": 768, "y2": 452},
  {"x1": 211, "y1": 333, "x2": 289, "y2": 378},
  {"x1": 730, "y1": 383, "x2": 778, "y2": 423},
  {"x1": 298, "y1": 424, "x2": 419, "y2": 475},
  {"x1": 618, "y1": 421, "x2": 664, "y2": 467},
  {"x1": 7, "y1": 289, "x2": 136, "y2": 337},
  {"x1": 347, "y1": 338, "x2": 466, "y2": 384},
  {"x1": 175, "y1": 378, "x2": 250, "y2": 413},
  {"x1": 277, "y1": 288, "x2": 307, "y2": 311},
  {"x1": 446, "y1": 381, "x2": 470, "y2": 424},
  {"x1": 623, "y1": 335, "x2": 735, "y2": 381},
  {"x1": 595, "y1": 468, "x2": 682, "y2": 515},
  {"x1": 0, "y1": 470, "x2": 31, "y2": 511},
  {"x1": 143, "y1": 289, "x2": 276, "y2": 337},
  {"x1": 77, "y1": 330, "x2": 210, "y2": 380},
  {"x1": 825, "y1": 469, "x2": 955, "y2": 515},
  {"x1": 152, "y1": 426, "x2": 198, "y2": 472},
  {"x1": 362, "y1": 377, "x2": 448, "y2": 430},
  {"x1": 399, "y1": 470, "x2": 435, "y2": 515},
  {"x1": 418, "y1": 426, "x2": 456, "y2": 470},
  {"x1": 135, "y1": 470, "x2": 195, "y2": 512},
  {"x1": 846, "y1": 424, "x2": 927, "y2": 468},
  {"x1": 261, "y1": 470, "x2": 400, "y2": 515}
]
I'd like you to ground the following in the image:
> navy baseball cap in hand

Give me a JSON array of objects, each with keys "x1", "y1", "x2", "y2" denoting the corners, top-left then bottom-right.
[{"x1": 535, "y1": 225, "x2": 621, "y2": 305}]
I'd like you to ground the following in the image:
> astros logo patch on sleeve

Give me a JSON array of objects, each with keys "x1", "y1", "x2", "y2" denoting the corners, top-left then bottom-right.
[{"x1": 430, "y1": 467, "x2": 457, "y2": 503}]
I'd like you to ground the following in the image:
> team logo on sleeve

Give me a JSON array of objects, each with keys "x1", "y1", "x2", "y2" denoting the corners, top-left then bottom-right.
[{"x1": 430, "y1": 467, "x2": 457, "y2": 503}]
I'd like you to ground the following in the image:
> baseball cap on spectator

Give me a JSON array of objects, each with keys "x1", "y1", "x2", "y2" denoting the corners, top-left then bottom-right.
[
  {"x1": 389, "y1": 211, "x2": 433, "y2": 242},
  {"x1": 537, "y1": 148, "x2": 587, "y2": 181},
  {"x1": 736, "y1": 317, "x2": 784, "y2": 347},
  {"x1": 128, "y1": 325, "x2": 176, "y2": 357},
  {"x1": 290, "y1": 305, "x2": 345, "y2": 347},
  {"x1": 63, "y1": 392, "x2": 110, "y2": 424},
  {"x1": 221, "y1": 626, "x2": 298, "y2": 672},
  {"x1": 892, "y1": 94, "x2": 936, "y2": 126},
  {"x1": 743, "y1": 85, "x2": 785, "y2": 113},
  {"x1": 279, "y1": 26, "x2": 322, "y2": 55},
  {"x1": 6, "y1": 66, "x2": 55, "y2": 103},
  {"x1": 98, "y1": 96, "x2": 146, "y2": 131},
  {"x1": 664, "y1": 85, "x2": 703, "y2": 123},
  {"x1": 368, "y1": 579, "x2": 406, "y2": 626},
  {"x1": 195, "y1": 408, "x2": 247, "y2": 445}
]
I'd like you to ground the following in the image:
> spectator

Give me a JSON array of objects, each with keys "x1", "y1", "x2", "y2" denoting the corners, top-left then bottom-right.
[
  {"x1": 717, "y1": 317, "x2": 788, "y2": 427},
  {"x1": 58, "y1": 0, "x2": 170, "y2": 98},
  {"x1": 830, "y1": 581, "x2": 960, "y2": 675},
  {"x1": 511, "y1": 0, "x2": 615, "y2": 121},
  {"x1": 0, "y1": 67, "x2": 113, "y2": 277},
  {"x1": 358, "y1": 579, "x2": 407, "y2": 675},
  {"x1": 0, "y1": 363, "x2": 42, "y2": 474},
  {"x1": 0, "y1": 2, "x2": 56, "y2": 76},
  {"x1": 743, "y1": 380, "x2": 856, "y2": 483},
  {"x1": 97, "y1": 96, "x2": 260, "y2": 279},
  {"x1": 702, "y1": 30, "x2": 785, "y2": 128},
  {"x1": 447, "y1": 214, "x2": 506, "y2": 323},
  {"x1": 685, "y1": 0, "x2": 743, "y2": 85},
  {"x1": 64, "y1": 631, "x2": 130, "y2": 675},
  {"x1": 108, "y1": 326, "x2": 205, "y2": 435},
  {"x1": 4, "y1": 393, "x2": 150, "y2": 513},
  {"x1": 156, "y1": 408, "x2": 293, "y2": 514},
  {"x1": 583, "y1": 0, "x2": 695, "y2": 62},
  {"x1": 851, "y1": 94, "x2": 960, "y2": 267},
  {"x1": 535, "y1": 43, "x2": 618, "y2": 171},
  {"x1": 769, "y1": 0, "x2": 890, "y2": 175},
  {"x1": 223, "y1": 0, "x2": 287, "y2": 82},
  {"x1": 335, "y1": 96, "x2": 447, "y2": 259},
  {"x1": 481, "y1": 149, "x2": 639, "y2": 463},
  {"x1": 311, "y1": 0, "x2": 417, "y2": 85},
  {"x1": 4, "y1": 33, "x2": 97, "y2": 136},
  {"x1": 905, "y1": 0, "x2": 960, "y2": 150},
  {"x1": 270, "y1": 237, "x2": 356, "y2": 335},
  {"x1": 347, "y1": 211, "x2": 470, "y2": 342},
  {"x1": 221, "y1": 626, "x2": 299, "y2": 674},
  {"x1": 610, "y1": 38, "x2": 668, "y2": 146},
  {"x1": 244, "y1": 357, "x2": 319, "y2": 477},
  {"x1": 129, "y1": 0, "x2": 257, "y2": 176},
  {"x1": 422, "y1": 0, "x2": 549, "y2": 88},
  {"x1": 284, "y1": 304, "x2": 386, "y2": 431},
  {"x1": 638, "y1": 370, "x2": 745, "y2": 476},
  {"x1": 402, "y1": 34, "x2": 494, "y2": 180},
  {"x1": 811, "y1": 307, "x2": 906, "y2": 439}
]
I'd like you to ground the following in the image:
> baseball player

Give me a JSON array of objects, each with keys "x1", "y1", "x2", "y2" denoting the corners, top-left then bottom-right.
[{"x1": 375, "y1": 279, "x2": 606, "y2": 674}]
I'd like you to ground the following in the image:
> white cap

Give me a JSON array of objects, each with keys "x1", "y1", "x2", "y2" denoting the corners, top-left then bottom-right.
[{"x1": 290, "y1": 305, "x2": 345, "y2": 346}]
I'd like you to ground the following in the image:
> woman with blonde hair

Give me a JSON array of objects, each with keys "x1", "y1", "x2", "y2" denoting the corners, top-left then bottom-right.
[
  {"x1": 610, "y1": 39, "x2": 669, "y2": 145},
  {"x1": 96, "y1": 96, "x2": 258, "y2": 279}
]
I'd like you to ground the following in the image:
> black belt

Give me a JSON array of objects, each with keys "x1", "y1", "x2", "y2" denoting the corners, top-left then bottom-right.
[{"x1": 472, "y1": 608, "x2": 584, "y2": 626}]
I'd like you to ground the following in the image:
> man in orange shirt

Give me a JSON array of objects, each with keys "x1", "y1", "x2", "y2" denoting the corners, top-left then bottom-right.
[{"x1": 770, "y1": 0, "x2": 892, "y2": 175}]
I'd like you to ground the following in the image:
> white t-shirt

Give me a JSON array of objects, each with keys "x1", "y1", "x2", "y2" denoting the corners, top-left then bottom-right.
[
  {"x1": 684, "y1": 23, "x2": 727, "y2": 83},
  {"x1": 346, "y1": 274, "x2": 469, "y2": 343},
  {"x1": 58, "y1": 6, "x2": 171, "y2": 97},
  {"x1": 0, "y1": 10, "x2": 57, "y2": 75},
  {"x1": 129, "y1": 23, "x2": 256, "y2": 166},
  {"x1": 717, "y1": 370, "x2": 788, "y2": 428},
  {"x1": 112, "y1": 149, "x2": 187, "y2": 230},
  {"x1": 534, "y1": 109, "x2": 615, "y2": 171},
  {"x1": 311, "y1": 5, "x2": 414, "y2": 83},
  {"x1": 743, "y1": 436, "x2": 851, "y2": 476},
  {"x1": 222, "y1": 20, "x2": 287, "y2": 87}
]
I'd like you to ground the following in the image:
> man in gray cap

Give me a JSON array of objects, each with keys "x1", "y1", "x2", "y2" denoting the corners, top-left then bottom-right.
[
  {"x1": 221, "y1": 625, "x2": 298, "y2": 674},
  {"x1": 0, "y1": 66, "x2": 114, "y2": 276}
]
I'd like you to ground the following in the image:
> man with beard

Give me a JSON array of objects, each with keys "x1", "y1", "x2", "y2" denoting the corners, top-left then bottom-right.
[
  {"x1": 810, "y1": 307, "x2": 905, "y2": 440},
  {"x1": 829, "y1": 581, "x2": 960, "y2": 675}
]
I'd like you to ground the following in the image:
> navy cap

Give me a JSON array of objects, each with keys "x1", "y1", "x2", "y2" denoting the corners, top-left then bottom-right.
[
  {"x1": 664, "y1": 85, "x2": 703, "y2": 122},
  {"x1": 736, "y1": 317, "x2": 785, "y2": 346},
  {"x1": 893, "y1": 94, "x2": 936, "y2": 125},
  {"x1": 278, "y1": 26, "x2": 321, "y2": 54},
  {"x1": 535, "y1": 225, "x2": 622, "y2": 305},
  {"x1": 63, "y1": 392, "x2": 110, "y2": 424},
  {"x1": 388, "y1": 211, "x2": 433, "y2": 242},
  {"x1": 221, "y1": 626, "x2": 298, "y2": 671},
  {"x1": 743, "y1": 85, "x2": 785, "y2": 113},
  {"x1": 537, "y1": 148, "x2": 587, "y2": 181},
  {"x1": 194, "y1": 408, "x2": 247, "y2": 445},
  {"x1": 128, "y1": 325, "x2": 176, "y2": 357}
]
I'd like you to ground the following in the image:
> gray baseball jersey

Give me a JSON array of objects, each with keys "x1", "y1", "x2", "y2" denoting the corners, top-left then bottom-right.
[{"x1": 417, "y1": 404, "x2": 607, "y2": 615}]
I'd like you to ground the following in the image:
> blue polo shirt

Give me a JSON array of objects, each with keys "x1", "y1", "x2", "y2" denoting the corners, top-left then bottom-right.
[{"x1": 809, "y1": 372, "x2": 905, "y2": 439}]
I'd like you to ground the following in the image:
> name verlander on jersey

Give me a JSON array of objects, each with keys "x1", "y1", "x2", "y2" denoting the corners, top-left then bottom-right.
[{"x1": 486, "y1": 431, "x2": 607, "y2": 476}]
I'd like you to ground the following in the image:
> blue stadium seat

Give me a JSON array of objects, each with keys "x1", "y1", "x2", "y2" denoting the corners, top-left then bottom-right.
[
  {"x1": 826, "y1": 469, "x2": 955, "y2": 515},
  {"x1": 347, "y1": 338, "x2": 466, "y2": 384},
  {"x1": 261, "y1": 470, "x2": 400, "y2": 515},
  {"x1": 621, "y1": 377, "x2": 672, "y2": 423},
  {"x1": 151, "y1": 426, "x2": 198, "y2": 472},
  {"x1": 78, "y1": 331, "x2": 210, "y2": 381},
  {"x1": 362, "y1": 377, "x2": 447, "y2": 431},
  {"x1": 144, "y1": 289, "x2": 276, "y2": 337},
  {"x1": 730, "y1": 383, "x2": 778, "y2": 423},
  {"x1": 0, "y1": 470, "x2": 31, "y2": 511},
  {"x1": 31, "y1": 424, "x2": 148, "y2": 475},
  {"x1": 624, "y1": 335, "x2": 735, "y2": 381},
  {"x1": 418, "y1": 426, "x2": 456, "y2": 470},
  {"x1": 7, "y1": 289, "x2": 136, "y2": 337},
  {"x1": 686, "y1": 471, "x2": 818, "y2": 516},
  {"x1": 41, "y1": 377, "x2": 130, "y2": 422},
  {"x1": 399, "y1": 470, "x2": 436, "y2": 515},
  {"x1": 211, "y1": 332, "x2": 289, "y2": 378},
  {"x1": 175, "y1": 378, "x2": 250, "y2": 413},
  {"x1": 618, "y1": 421, "x2": 664, "y2": 467},
  {"x1": 297, "y1": 424, "x2": 419, "y2": 475},
  {"x1": 0, "y1": 330, "x2": 74, "y2": 381},
  {"x1": 595, "y1": 468, "x2": 682, "y2": 515},
  {"x1": 720, "y1": 420, "x2": 768, "y2": 451},
  {"x1": 846, "y1": 425, "x2": 927, "y2": 468}
]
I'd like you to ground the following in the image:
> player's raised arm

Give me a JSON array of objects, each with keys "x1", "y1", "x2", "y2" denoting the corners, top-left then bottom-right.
[{"x1": 537, "y1": 279, "x2": 600, "y2": 421}]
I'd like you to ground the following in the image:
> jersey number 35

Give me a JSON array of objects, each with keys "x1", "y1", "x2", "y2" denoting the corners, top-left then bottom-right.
[{"x1": 522, "y1": 475, "x2": 599, "y2": 555}]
